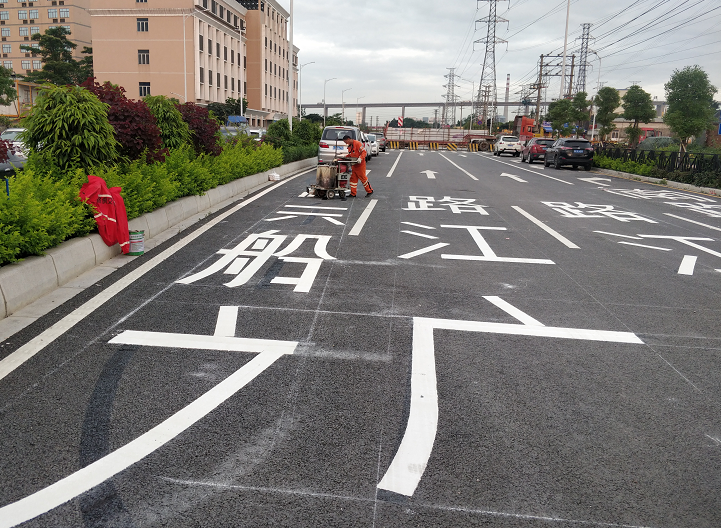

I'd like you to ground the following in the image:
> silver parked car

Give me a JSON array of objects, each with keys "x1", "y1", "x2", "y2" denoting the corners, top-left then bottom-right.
[
  {"x1": 493, "y1": 135, "x2": 522, "y2": 156},
  {"x1": 367, "y1": 133, "x2": 379, "y2": 156},
  {"x1": 318, "y1": 126, "x2": 362, "y2": 163}
]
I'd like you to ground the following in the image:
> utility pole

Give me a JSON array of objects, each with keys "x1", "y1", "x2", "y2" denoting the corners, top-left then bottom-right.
[
  {"x1": 533, "y1": 54, "x2": 544, "y2": 133},
  {"x1": 575, "y1": 23, "x2": 593, "y2": 95},
  {"x1": 474, "y1": 0, "x2": 507, "y2": 134},
  {"x1": 559, "y1": 0, "x2": 571, "y2": 98}
]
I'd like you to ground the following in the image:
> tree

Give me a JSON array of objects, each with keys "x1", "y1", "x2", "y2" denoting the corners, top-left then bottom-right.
[
  {"x1": 663, "y1": 65, "x2": 718, "y2": 152},
  {"x1": 143, "y1": 95, "x2": 191, "y2": 150},
  {"x1": 206, "y1": 97, "x2": 248, "y2": 124},
  {"x1": 21, "y1": 84, "x2": 119, "y2": 171},
  {"x1": 0, "y1": 66, "x2": 17, "y2": 107},
  {"x1": 548, "y1": 99, "x2": 578, "y2": 136},
  {"x1": 594, "y1": 86, "x2": 621, "y2": 141},
  {"x1": 20, "y1": 27, "x2": 93, "y2": 86},
  {"x1": 621, "y1": 85, "x2": 655, "y2": 147},
  {"x1": 571, "y1": 91, "x2": 592, "y2": 130},
  {"x1": 176, "y1": 103, "x2": 221, "y2": 155}
]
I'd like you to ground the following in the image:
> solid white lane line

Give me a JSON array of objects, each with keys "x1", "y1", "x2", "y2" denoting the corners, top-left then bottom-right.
[
  {"x1": 442, "y1": 255, "x2": 555, "y2": 264},
  {"x1": 401, "y1": 222, "x2": 436, "y2": 230},
  {"x1": 593, "y1": 231, "x2": 642, "y2": 240},
  {"x1": 618, "y1": 241, "x2": 672, "y2": 251},
  {"x1": 439, "y1": 153, "x2": 478, "y2": 180},
  {"x1": 322, "y1": 216, "x2": 344, "y2": 226},
  {"x1": 284, "y1": 204, "x2": 348, "y2": 211},
  {"x1": 483, "y1": 296, "x2": 544, "y2": 326},
  {"x1": 512, "y1": 206, "x2": 580, "y2": 249},
  {"x1": 0, "y1": 349, "x2": 293, "y2": 528},
  {"x1": 376, "y1": 321, "x2": 438, "y2": 497},
  {"x1": 386, "y1": 151, "x2": 404, "y2": 178},
  {"x1": 398, "y1": 243, "x2": 449, "y2": 259},
  {"x1": 663, "y1": 213, "x2": 721, "y2": 232},
  {"x1": 348, "y1": 199, "x2": 378, "y2": 236},
  {"x1": 285, "y1": 211, "x2": 344, "y2": 217},
  {"x1": 500, "y1": 172, "x2": 527, "y2": 182},
  {"x1": 213, "y1": 306, "x2": 239, "y2": 337},
  {"x1": 481, "y1": 154, "x2": 573, "y2": 185},
  {"x1": 109, "y1": 331, "x2": 298, "y2": 354},
  {"x1": 677, "y1": 255, "x2": 697, "y2": 275},
  {"x1": 0, "y1": 171, "x2": 310, "y2": 383},
  {"x1": 401, "y1": 230, "x2": 439, "y2": 240}
]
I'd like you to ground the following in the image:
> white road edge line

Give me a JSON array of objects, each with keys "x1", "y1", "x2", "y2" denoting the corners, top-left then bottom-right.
[
  {"x1": 663, "y1": 213, "x2": 721, "y2": 232},
  {"x1": 677, "y1": 255, "x2": 697, "y2": 275},
  {"x1": 439, "y1": 153, "x2": 478, "y2": 180},
  {"x1": 512, "y1": 206, "x2": 580, "y2": 249},
  {"x1": 0, "y1": 170, "x2": 311, "y2": 383},
  {"x1": 0, "y1": 347, "x2": 296, "y2": 528},
  {"x1": 386, "y1": 151, "x2": 404, "y2": 178},
  {"x1": 480, "y1": 154, "x2": 573, "y2": 185},
  {"x1": 348, "y1": 199, "x2": 378, "y2": 236}
]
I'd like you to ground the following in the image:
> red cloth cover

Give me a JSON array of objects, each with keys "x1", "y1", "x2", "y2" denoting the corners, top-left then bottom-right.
[{"x1": 78, "y1": 175, "x2": 130, "y2": 254}]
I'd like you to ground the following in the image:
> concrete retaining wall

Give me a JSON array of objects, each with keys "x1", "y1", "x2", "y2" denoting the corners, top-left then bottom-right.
[{"x1": 0, "y1": 158, "x2": 317, "y2": 320}]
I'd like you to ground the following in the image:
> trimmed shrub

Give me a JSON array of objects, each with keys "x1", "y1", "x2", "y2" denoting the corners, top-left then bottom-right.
[
  {"x1": 175, "y1": 103, "x2": 222, "y2": 156},
  {"x1": 81, "y1": 79, "x2": 166, "y2": 163},
  {"x1": 143, "y1": 95, "x2": 191, "y2": 150},
  {"x1": 21, "y1": 84, "x2": 120, "y2": 172}
]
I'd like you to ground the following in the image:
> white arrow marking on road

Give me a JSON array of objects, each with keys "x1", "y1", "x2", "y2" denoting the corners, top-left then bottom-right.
[
  {"x1": 678, "y1": 255, "x2": 697, "y2": 275},
  {"x1": 376, "y1": 298, "x2": 643, "y2": 498},
  {"x1": 421, "y1": 170, "x2": 437, "y2": 179},
  {"x1": 0, "y1": 307, "x2": 297, "y2": 528},
  {"x1": 578, "y1": 177, "x2": 612, "y2": 186},
  {"x1": 500, "y1": 172, "x2": 527, "y2": 182}
]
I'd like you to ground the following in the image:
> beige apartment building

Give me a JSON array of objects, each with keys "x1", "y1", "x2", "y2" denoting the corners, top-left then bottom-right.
[{"x1": 0, "y1": 0, "x2": 91, "y2": 76}]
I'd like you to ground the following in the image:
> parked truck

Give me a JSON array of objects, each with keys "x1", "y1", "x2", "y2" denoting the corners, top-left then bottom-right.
[{"x1": 381, "y1": 126, "x2": 495, "y2": 151}]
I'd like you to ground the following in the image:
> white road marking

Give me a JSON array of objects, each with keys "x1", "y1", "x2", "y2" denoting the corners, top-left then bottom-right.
[
  {"x1": 483, "y1": 296, "x2": 544, "y2": 326},
  {"x1": 421, "y1": 170, "x2": 437, "y2": 179},
  {"x1": 593, "y1": 231, "x2": 642, "y2": 240},
  {"x1": 214, "y1": 306, "x2": 239, "y2": 337},
  {"x1": 348, "y1": 199, "x2": 378, "y2": 236},
  {"x1": 401, "y1": 222, "x2": 436, "y2": 230},
  {"x1": 322, "y1": 216, "x2": 344, "y2": 226},
  {"x1": 459, "y1": 154, "x2": 467, "y2": 158},
  {"x1": 366, "y1": 170, "x2": 371, "y2": 176},
  {"x1": 0, "y1": 171, "x2": 311, "y2": 383},
  {"x1": 638, "y1": 235, "x2": 721, "y2": 258},
  {"x1": 440, "y1": 225, "x2": 555, "y2": 264},
  {"x1": 439, "y1": 154, "x2": 478, "y2": 180},
  {"x1": 0, "y1": 308, "x2": 298, "y2": 527},
  {"x1": 401, "y1": 230, "x2": 439, "y2": 240},
  {"x1": 578, "y1": 177, "x2": 612, "y2": 186},
  {"x1": 677, "y1": 255, "x2": 697, "y2": 275},
  {"x1": 251, "y1": 239, "x2": 269, "y2": 250},
  {"x1": 377, "y1": 303, "x2": 643, "y2": 498},
  {"x1": 500, "y1": 172, "x2": 527, "y2": 182},
  {"x1": 274, "y1": 235, "x2": 335, "y2": 260},
  {"x1": 285, "y1": 211, "x2": 344, "y2": 217},
  {"x1": 618, "y1": 241, "x2": 672, "y2": 251},
  {"x1": 663, "y1": 213, "x2": 721, "y2": 232},
  {"x1": 224, "y1": 257, "x2": 249, "y2": 275},
  {"x1": 398, "y1": 243, "x2": 449, "y2": 259},
  {"x1": 443, "y1": 254, "x2": 555, "y2": 264},
  {"x1": 265, "y1": 215, "x2": 298, "y2": 222},
  {"x1": 298, "y1": 192, "x2": 309, "y2": 197},
  {"x1": 480, "y1": 154, "x2": 573, "y2": 185},
  {"x1": 271, "y1": 257, "x2": 324, "y2": 292},
  {"x1": 284, "y1": 204, "x2": 348, "y2": 211},
  {"x1": 512, "y1": 206, "x2": 580, "y2": 249},
  {"x1": 386, "y1": 151, "x2": 404, "y2": 178}
]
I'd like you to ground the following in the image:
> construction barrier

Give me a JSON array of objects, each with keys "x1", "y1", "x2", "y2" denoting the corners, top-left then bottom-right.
[
  {"x1": 389, "y1": 140, "x2": 400, "y2": 149},
  {"x1": 468, "y1": 143, "x2": 479, "y2": 152},
  {"x1": 429, "y1": 142, "x2": 439, "y2": 150},
  {"x1": 409, "y1": 142, "x2": 418, "y2": 150},
  {"x1": 447, "y1": 143, "x2": 458, "y2": 151}
]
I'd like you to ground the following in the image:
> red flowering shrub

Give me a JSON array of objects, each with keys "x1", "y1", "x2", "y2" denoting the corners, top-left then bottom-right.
[
  {"x1": 0, "y1": 139, "x2": 14, "y2": 163},
  {"x1": 81, "y1": 78, "x2": 166, "y2": 162},
  {"x1": 175, "y1": 102, "x2": 222, "y2": 156}
]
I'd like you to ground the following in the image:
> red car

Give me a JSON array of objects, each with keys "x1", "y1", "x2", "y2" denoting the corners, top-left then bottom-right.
[{"x1": 521, "y1": 137, "x2": 555, "y2": 164}]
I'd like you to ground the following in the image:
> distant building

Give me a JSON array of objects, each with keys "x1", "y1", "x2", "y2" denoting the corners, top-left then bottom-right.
[{"x1": 0, "y1": 80, "x2": 41, "y2": 118}]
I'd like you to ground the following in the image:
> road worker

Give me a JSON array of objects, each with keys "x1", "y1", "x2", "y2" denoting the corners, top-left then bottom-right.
[{"x1": 341, "y1": 135, "x2": 373, "y2": 199}]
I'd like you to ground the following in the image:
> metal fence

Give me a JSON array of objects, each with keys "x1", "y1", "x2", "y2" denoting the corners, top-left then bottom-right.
[{"x1": 594, "y1": 147, "x2": 721, "y2": 174}]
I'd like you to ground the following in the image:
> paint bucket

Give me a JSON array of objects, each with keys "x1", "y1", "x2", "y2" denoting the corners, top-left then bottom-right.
[{"x1": 129, "y1": 230, "x2": 145, "y2": 256}]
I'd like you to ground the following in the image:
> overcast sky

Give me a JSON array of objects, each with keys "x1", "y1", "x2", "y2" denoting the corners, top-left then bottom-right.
[{"x1": 277, "y1": 0, "x2": 721, "y2": 124}]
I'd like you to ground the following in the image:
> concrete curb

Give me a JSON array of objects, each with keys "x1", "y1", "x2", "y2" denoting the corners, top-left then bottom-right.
[
  {"x1": 592, "y1": 167, "x2": 721, "y2": 197},
  {"x1": 0, "y1": 157, "x2": 317, "y2": 320}
]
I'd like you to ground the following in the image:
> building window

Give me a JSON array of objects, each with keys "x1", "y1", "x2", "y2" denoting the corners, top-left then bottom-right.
[
  {"x1": 136, "y1": 0, "x2": 148, "y2": 3},
  {"x1": 211, "y1": 0, "x2": 216, "y2": 15},
  {"x1": 209, "y1": 70, "x2": 212, "y2": 85},
  {"x1": 231, "y1": 77, "x2": 234, "y2": 91},
  {"x1": 2, "y1": 60, "x2": 11, "y2": 69},
  {"x1": 199, "y1": 67, "x2": 204, "y2": 84},
  {"x1": 198, "y1": 34, "x2": 203, "y2": 51},
  {"x1": 231, "y1": 49, "x2": 234, "y2": 64},
  {"x1": 137, "y1": 18, "x2": 148, "y2": 32},
  {"x1": 224, "y1": 75, "x2": 227, "y2": 89},
  {"x1": 32, "y1": 59, "x2": 40, "y2": 69},
  {"x1": 18, "y1": 27, "x2": 27, "y2": 36},
  {"x1": 244, "y1": 81, "x2": 246, "y2": 94},
  {"x1": 224, "y1": 46, "x2": 227, "y2": 61},
  {"x1": 264, "y1": 37, "x2": 267, "y2": 48},
  {"x1": 207, "y1": 38, "x2": 211, "y2": 54},
  {"x1": 29, "y1": 9, "x2": 37, "y2": 19},
  {"x1": 138, "y1": 49, "x2": 149, "y2": 65},
  {"x1": 216, "y1": 72, "x2": 220, "y2": 86},
  {"x1": 139, "y1": 82, "x2": 151, "y2": 97},
  {"x1": 216, "y1": 42, "x2": 219, "y2": 58},
  {"x1": 59, "y1": 8, "x2": 69, "y2": 17},
  {"x1": 218, "y1": 6, "x2": 224, "y2": 19},
  {"x1": 0, "y1": 12, "x2": 8, "y2": 21},
  {"x1": 2, "y1": 43, "x2": 10, "y2": 53},
  {"x1": 0, "y1": 28, "x2": 8, "y2": 37},
  {"x1": 30, "y1": 26, "x2": 39, "y2": 35},
  {"x1": 264, "y1": 59, "x2": 267, "y2": 72},
  {"x1": 202, "y1": 0, "x2": 207, "y2": 8},
  {"x1": 18, "y1": 10, "x2": 27, "y2": 19},
  {"x1": 244, "y1": 55, "x2": 246, "y2": 68},
  {"x1": 47, "y1": 9, "x2": 57, "y2": 18},
  {"x1": 21, "y1": 60, "x2": 30, "y2": 69}
]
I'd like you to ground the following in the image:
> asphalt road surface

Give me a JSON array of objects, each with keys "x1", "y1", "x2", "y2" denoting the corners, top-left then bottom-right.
[{"x1": 1, "y1": 149, "x2": 720, "y2": 528}]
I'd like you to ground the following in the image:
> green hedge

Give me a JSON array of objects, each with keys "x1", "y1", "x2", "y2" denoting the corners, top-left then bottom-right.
[
  {"x1": 282, "y1": 144, "x2": 318, "y2": 164},
  {"x1": 594, "y1": 153, "x2": 721, "y2": 190},
  {"x1": 0, "y1": 141, "x2": 283, "y2": 266}
]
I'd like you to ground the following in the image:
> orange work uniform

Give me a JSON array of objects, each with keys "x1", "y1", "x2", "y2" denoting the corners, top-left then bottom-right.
[{"x1": 346, "y1": 139, "x2": 373, "y2": 196}]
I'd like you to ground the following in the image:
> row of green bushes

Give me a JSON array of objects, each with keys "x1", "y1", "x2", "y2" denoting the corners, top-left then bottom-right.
[
  {"x1": 593, "y1": 154, "x2": 721, "y2": 189},
  {"x1": 0, "y1": 140, "x2": 283, "y2": 265}
]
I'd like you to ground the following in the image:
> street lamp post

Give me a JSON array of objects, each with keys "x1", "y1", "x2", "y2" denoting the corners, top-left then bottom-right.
[
  {"x1": 342, "y1": 88, "x2": 352, "y2": 123},
  {"x1": 323, "y1": 77, "x2": 336, "y2": 127},
  {"x1": 461, "y1": 78, "x2": 475, "y2": 135},
  {"x1": 298, "y1": 61, "x2": 314, "y2": 122},
  {"x1": 288, "y1": 0, "x2": 293, "y2": 132},
  {"x1": 356, "y1": 96, "x2": 365, "y2": 127}
]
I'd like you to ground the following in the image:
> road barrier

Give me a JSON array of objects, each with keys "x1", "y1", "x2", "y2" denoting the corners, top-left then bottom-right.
[
  {"x1": 429, "y1": 142, "x2": 439, "y2": 150},
  {"x1": 446, "y1": 143, "x2": 458, "y2": 151},
  {"x1": 409, "y1": 142, "x2": 419, "y2": 150},
  {"x1": 389, "y1": 140, "x2": 401, "y2": 149},
  {"x1": 468, "y1": 143, "x2": 479, "y2": 152}
]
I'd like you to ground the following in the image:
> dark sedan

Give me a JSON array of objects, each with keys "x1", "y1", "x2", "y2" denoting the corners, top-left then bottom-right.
[
  {"x1": 544, "y1": 138, "x2": 594, "y2": 171},
  {"x1": 521, "y1": 137, "x2": 555, "y2": 164}
]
